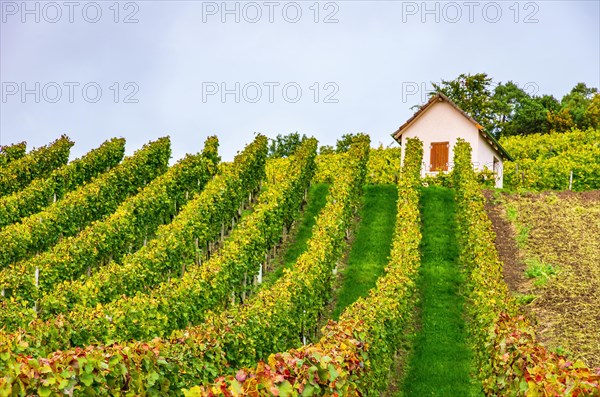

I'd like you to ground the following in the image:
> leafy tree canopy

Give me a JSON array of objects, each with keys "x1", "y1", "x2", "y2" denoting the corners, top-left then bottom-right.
[{"x1": 419, "y1": 73, "x2": 599, "y2": 137}]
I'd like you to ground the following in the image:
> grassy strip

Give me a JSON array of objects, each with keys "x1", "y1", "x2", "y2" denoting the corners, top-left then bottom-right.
[
  {"x1": 331, "y1": 184, "x2": 398, "y2": 320},
  {"x1": 261, "y1": 183, "x2": 329, "y2": 287},
  {"x1": 400, "y1": 186, "x2": 482, "y2": 397}
]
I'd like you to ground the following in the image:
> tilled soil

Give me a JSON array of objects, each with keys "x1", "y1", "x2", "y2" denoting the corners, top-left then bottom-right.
[{"x1": 484, "y1": 190, "x2": 600, "y2": 368}]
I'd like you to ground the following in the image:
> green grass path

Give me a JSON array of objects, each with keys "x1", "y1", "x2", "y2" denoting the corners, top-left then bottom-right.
[
  {"x1": 331, "y1": 184, "x2": 398, "y2": 320},
  {"x1": 261, "y1": 183, "x2": 329, "y2": 286},
  {"x1": 400, "y1": 186, "x2": 482, "y2": 396}
]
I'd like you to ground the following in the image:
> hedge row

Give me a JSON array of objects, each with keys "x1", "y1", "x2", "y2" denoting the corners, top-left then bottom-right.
[
  {"x1": 0, "y1": 142, "x2": 26, "y2": 167},
  {"x1": 24, "y1": 135, "x2": 266, "y2": 323},
  {"x1": 453, "y1": 138, "x2": 599, "y2": 396},
  {"x1": 0, "y1": 135, "x2": 367, "y2": 396},
  {"x1": 185, "y1": 137, "x2": 423, "y2": 397},
  {"x1": 0, "y1": 138, "x2": 125, "y2": 229},
  {"x1": 0, "y1": 138, "x2": 220, "y2": 328},
  {"x1": 0, "y1": 135, "x2": 73, "y2": 197},
  {"x1": 0, "y1": 138, "x2": 171, "y2": 268},
  {"x1": 3, "y1": 138, "x2": 316, "y2": 347}
]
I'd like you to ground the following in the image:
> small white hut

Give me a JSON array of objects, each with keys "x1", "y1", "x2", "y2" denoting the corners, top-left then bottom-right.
[{"x1": 392, "y1": 92, "x2": 513, "y2": 188}]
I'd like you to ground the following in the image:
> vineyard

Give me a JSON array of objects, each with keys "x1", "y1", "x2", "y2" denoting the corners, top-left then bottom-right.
[
  {"x1": 501, "y1": 128, "x2": 600, "y2": 191},
  {"x1": 0, "y1": 135, "x2": 599, "y2": 396}
]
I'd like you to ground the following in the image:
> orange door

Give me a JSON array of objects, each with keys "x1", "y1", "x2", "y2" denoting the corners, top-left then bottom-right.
[{"x1": 430, "y1": 142, "x2": 449, "y2": 171}]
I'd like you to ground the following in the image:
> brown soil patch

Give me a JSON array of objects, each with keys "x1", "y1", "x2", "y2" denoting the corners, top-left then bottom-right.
[
  {"x1": 483, "y1": 190, "x2": 527, "y2": 294},
  {"x1": 485, "y1": 189, "x2": 600, "y2": 368}
]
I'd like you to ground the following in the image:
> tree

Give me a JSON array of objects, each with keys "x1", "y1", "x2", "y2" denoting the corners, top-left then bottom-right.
[
  {"x1": 503, "y1": 95, "x2": 559, "y2": 136},
  {"x1": 584, "y1": 93, "x2": 600, "y2": 129},
  {"x1": 547, "y1": 107, "x2": 575, "y2": 132},
  {"x1": 558, "y1": 83, "x2": 598, "y2": 130},
  {"x1": 489, "y1": 82, "x2": 529, "y2": 136},
  {"x1": 268, "y1": 133, "x2": 307, "y2": 158},
  {"x1": 415, "y1": 74, "x2": 598, "y2": 137}
]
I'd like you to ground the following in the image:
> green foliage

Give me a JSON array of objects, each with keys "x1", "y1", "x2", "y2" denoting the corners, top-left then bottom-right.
[
  {"x1": 523, "y1": 258, "x2": 557, "y2": 287},
  {"x1": 515, "y1": 224, "x2": 530, "y2": 249},
  {"x1": 261, "y1": 183, "x2": 329, "y2": 287},
  {"x1": 0, "y1": 141, "x2": 26, "y2": 167},
  {"x1": 0, "y1": 138, "x2": 171, "y2": 268},
  {"x1": 0, "y1": 135, "x2": 368, "y2": 395},
  {"x1": 0, "y1": 138, "x2": 125, "y2": 228},
  {"x1": 550, "y1": 83, "x2": 599, "y2": 131},
  {"x1": 501, "y1": 95, "x2": 559, "y2": 137},
  {"x1": 501, "y1": 128, "x2": 600, "y2": 191},
  {"x1": 189, "y1": 137, "x2": 423, "y2": 396},
  {"x1": 421, "y1": 73, "x2": 598, "y2": 138},
  {"x1": 335, "y1": 133, "x2": 361, "y2": 153},
  {"x1": 314, "y1": 147, "x2": 401, "y2": 184},
  {"x1": 422, "y1": 171, "x2": 453, "y2": 188},
  {"x1": 514, "y1": 293, "x2": 536, "y2": 306},
  {"x1": 201, "y1": 135, "x2": 221, "y2": 171},
  {"x1": 31, "y1": 135, "x2": 266, "y2": 322},
  {"x1": 505, "y1": 204, "x2": 518, "y2": 222},
  {"x1": 318, "y1": 145, "x2": 334, "y2": 154},
  {"x1": 6, "y1": 139, "x2": 316, "y2": 344},
  {"x1": 0, "y1": 135, "x2": 73, "y2": 197},
  {"x1": 366, "y1": 146, "x2": 401, "y2": 184},
  {"x1": 268, "y1": 132, "x2": 307, "y2": 158},
  {"x1": 488, "y1": 81, "x2": 530, "y2": 136},
  {"x1": 0, "y1": 138, "x2": 217, "y2": 323},
  {"x1": 474, "y1": 167, "x2": 496, "y2": 188}
]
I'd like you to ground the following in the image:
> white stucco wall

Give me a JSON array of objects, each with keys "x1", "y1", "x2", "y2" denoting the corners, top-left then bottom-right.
[{"x1": 399, "y1": 100, "x2": 504, "y2": 188}]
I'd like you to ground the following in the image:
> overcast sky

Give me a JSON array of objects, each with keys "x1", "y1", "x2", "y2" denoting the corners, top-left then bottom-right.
[{"x1": 1, "y1": 0, "x2": 599, "y2": 161}]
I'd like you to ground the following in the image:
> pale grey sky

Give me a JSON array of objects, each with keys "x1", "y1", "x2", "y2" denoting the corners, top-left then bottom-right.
[{"x1": 1, "y1": 0, "x2": 599, "y2": 161}]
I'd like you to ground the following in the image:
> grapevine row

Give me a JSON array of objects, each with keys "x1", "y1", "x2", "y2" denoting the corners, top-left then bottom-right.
[
  {"x1": 25, "y1": 134, "x2": 267, "y2": 322},
  {"x1": 501, "y1": 128, "x2": 600, "y2": 191},
  {"x1": 0, "y1": 138, "x2": 125, "y2": 229},
  {"x1": 4, "y1": 138, "x2": 317, "y2": 348},
  {"x1": 0, "y1": 135, "x2": 73, "y2": 197},
  {"x1": 0, "y1": 137, "x2": 171, "y2": 267},
  {"x1": 313, "y1": 146, "x2": 401, "y2": 184},
  {"x1": 187, "y1": 137, "x2": 424, "y2": 396},
  {"x1": 0, "y1": 135, "x2": 368, "y2": 395},
  {"x1": 0, "y1": 137, "x2": 220, "y2": 328},
  {"x1": 453, "y1": 138, "x2": 599, "y2": 396},
  {"x1": 0, "y1": 141, "x2": 26, "y2": 168}
]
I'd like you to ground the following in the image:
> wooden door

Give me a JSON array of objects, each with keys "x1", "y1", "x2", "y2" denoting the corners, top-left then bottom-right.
[{"x1": 430, "y1": 142, "x2": 449, "y2": 171}]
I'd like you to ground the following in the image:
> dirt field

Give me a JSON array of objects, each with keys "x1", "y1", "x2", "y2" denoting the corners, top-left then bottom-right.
[{"x1": 486, "y1": 190, "x2": 600, "y2": 368}]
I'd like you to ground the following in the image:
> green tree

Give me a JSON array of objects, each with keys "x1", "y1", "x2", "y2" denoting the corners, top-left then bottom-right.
[
  {"x1": 417, "y1": 74, "x2": 597, "y2": 137},
  {"x1": 503, "y1": 95, "x2": 559, "y2": 136},
  {"x1": 584, "y1": 93, "x2": 600, "y2": 129},
  {"x1": 489, "y1": 81, "x2": 529, "y2": 136},
  {"x1": 557, "y1": 83, "x2": 598, "y2": 130}
]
